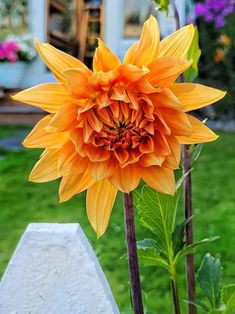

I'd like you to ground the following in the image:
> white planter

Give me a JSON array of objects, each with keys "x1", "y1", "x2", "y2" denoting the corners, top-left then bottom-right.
[{"x1": 0, "y1": 62, "x2": 27, "y2": 89}]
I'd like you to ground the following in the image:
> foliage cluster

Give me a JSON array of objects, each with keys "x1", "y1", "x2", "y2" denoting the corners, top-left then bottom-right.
[{"x1": 196, "y1": 1, "x2": 235, "y2": 118}]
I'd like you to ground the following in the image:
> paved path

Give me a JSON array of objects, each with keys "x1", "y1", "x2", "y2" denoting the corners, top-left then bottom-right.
[{"x1": 0, "y1": 131, "x2": 28, "y2": 151}]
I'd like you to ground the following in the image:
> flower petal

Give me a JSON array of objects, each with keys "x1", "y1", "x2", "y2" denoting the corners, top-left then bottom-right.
[
  {"x1": 63, "y1": 68, "x2": 93, "y2": 98},
  {"x1": 59, "y1": 169, "x2": 95, "y2": 202},
  {"x1": 150, "y1": 88, "x2": 184, "y2": 110},
  {"x1": 46, "y1": 103, "x2": 78, "y2": 132},
  {"x1": 169, "y1": 83, "x2": 226, "y2": 111},
  {"x1": 93, "y1": 38, "x2": 121, "y2": 72},
  {"x1": 155, "y1": 108, "x2": 192, "y2": 136},
  {"x1": 23, "y1": 115, "x2": 69, "y2": 148},
  {"x1": 124, "y1": 15, "x2": 160, "y2": 67},
  {"x1": 164, "y1": 136, "x2": 181, "y2": 169},
  {"x1": 90, "y1": 159, "x2": 117, "y2": 180},
  {"x1": 35, "y1": 39, "x2": 89, "y2": 82},
  {"x1": 58, "y1": 141, "x2": 78, "y2": 176},
  {"x1": 141, "y1": 166, "x2": 175, "y2": 195},
  {"x1": 139, "y1": 153, "x2": 165, "y2": 167},
  {"x1": 109, "y1": 164, "x2": 140, "y2": 193},
  {"x1": 86, "y1": 179, "x2": 117, "y2": 238},
  {"x1": 29, "y1": 149, "x2": 61, "y2": 182},
  {"x1": 118, "y1": 64, "x2": 149, "y2": 83},
  {"x1": 12, "y1": 83, "x2": 71, "y2": 113},
  {"x1": 176, "y1": 115, "x2": 218, "y2": 144},
  {"x1": 159, "y1": 24, "x2": 195, "y2": 59},
  {"x1": 146, "y1": 57, "x2": 192, "y2": 87}
]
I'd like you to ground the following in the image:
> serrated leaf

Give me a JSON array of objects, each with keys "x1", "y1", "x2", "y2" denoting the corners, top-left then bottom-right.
[
  {"x1": 186, "y1": 299, "x2": 210, "y2": 312},
  {"x1": 184, "y1": 26, "x2": 201, "y2": 83},
  {"x1": 198, "y1": 253, "x2": 222, "y2": 309},
  {"x1": 138, "y1": 247, "x2": 169, "y2": 270},
  {"x1": 136, "y1": 185, "x2": 178, "y2": 254},
  {"x1": 222, "y1": 284, "x2": 235, "y2": 313},
  {"x1": 174, "y1": 237, "x2": 219, "y2": 264},
  {"x1": 150, "y1": 0, "x2": 170, "y2": 15}
]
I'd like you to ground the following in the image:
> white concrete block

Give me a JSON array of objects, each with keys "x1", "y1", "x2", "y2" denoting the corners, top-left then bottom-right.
[{"x1": 0, "y1": 223, "x2": 120, "y2": 314}]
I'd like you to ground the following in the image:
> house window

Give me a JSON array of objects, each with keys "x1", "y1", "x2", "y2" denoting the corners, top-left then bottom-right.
[
  {"x1": 123, "y1": 0, "x2": 155, "y2": 38},
  {"x1": 0, "y1": 0, "x2": 29, "y2": 39}
]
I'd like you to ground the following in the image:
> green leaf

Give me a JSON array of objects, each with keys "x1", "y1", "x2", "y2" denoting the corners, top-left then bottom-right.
[
  {"x1": 186, "y1": 299, "x2": 210, "y2": 312},
  {"x1": 172, "y1": 217, "x2": 193, "y2": 256},
  {"x1": 176, "y1": 168, "x2": 193, "y2": 190},
  {"x1": 174, "y1": 237, "x2": 219, "y2": 264},
  {"x1": 197, "y1": 253, "x2": 222, "y2": 309},
  {"x1": 136, "y1": 185, "x2": 178, "y2": 254},
  {"x1": 191, "y1": 144, "x2": 204, "y2": 164},
  {"x1": 184, "y1": 26, "x2": 201, "y2": 83},
  {"x1": 150, "y1": 0, "x2": 170, "y2": 15},
  {"x1": 137, "y1": 238, "x2": 162, "y2": 252},
  {"x1": 222, "y1": 284, "x2": 235, "y2": 313},
  {"x1": 172, "y1": 221, "x2": 185, "y2": 255},
  {"x1": 138, "y1": 247, "x2": 169, "y2": 270}
]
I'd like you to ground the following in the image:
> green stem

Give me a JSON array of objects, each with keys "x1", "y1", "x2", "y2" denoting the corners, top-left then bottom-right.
[
  {"x1": 169, "y1": 255, "x2": 181, "y2": 314},
  {"x1": 170, "y1": 276, "x2": 181, "y2": 314}
]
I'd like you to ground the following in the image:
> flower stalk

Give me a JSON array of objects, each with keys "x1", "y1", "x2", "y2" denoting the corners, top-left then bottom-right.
[
  {"x1": 169, "y1": 259, "x2": 181, "y2": 314},
  {"x1": 171, "y1": 1, "x2": 196, "y2": 313},
  {"x1": 183, "y1": 145, "x2": 196, "y2": 314},
  {"x1": 123, "y1": 192, "x2": 144, "y2": 314},
  {"x1": 170, "y1": 278, "x2": 181, "y2": 314}
]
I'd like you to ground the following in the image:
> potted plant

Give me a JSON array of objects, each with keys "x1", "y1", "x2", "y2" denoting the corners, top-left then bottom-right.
[{"x1": 0, "y1": 35, "x2": 36, "y2": 89}]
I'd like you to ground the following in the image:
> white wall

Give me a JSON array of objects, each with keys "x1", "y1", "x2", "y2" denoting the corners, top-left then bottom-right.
[
  {"x1": 21, "y1": 0, "x2": 186, "y2": 88},
  {"x1": 21, "y1": 0, "x2": 55, "y2": 88},
  {"x1": 104, "y1": 0, "x2": 186, "y2": 61}
]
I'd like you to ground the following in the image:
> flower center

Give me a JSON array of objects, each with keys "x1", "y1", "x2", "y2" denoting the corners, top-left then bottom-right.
[{"x1": 76, "y1": 91, "x2": 156, "y2": 166}]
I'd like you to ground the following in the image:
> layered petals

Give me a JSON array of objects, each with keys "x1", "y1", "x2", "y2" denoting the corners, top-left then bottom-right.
[
  {"x1": 176, "y1": 115, "x2": 218, "y2": 144},
  {"x1": 170, "y1": 83, "x2": 226, "y2": 111},
  {"x1": 124, "y1": 15, "x2": 160, "y2": 67},
  {"x1": 35, "y1": 39, "x2": 89, "y2": 82},
  {"x1": 109, "y1": 165, "x2": 141, "y2": 193},
  {"x1": 141, "y1": 166, "x2": 175, "y2": 195},
  {"x1": 64, "y1": 68, "x2": 93, "y2": 98},
  {"x1": 16, "y1": 16, "x2": 226, "y2": 237},
  {"x1": 12, "y1": 83, "x2": 71, "y2": 113},
  {"x1": 23, "y1": 115, "x2": 69, "y2": 148},
  {"x1": 93, "y1": 39, "x2": 121, "y2": 72},
  {"x1": 59, "y1": 169, "x2": 95, "y2": 202},
  {"x1": 146, "y1": 57, "x2": 192, "y2": 87},
  {"x1": 29, "y1": 149, "x2": 61, "y2": 182},
  {"x1": 159, "y1": 24, "x2": 195, "y2": 59},
  {"x1": 86, "y1": 180, "x2": 117, "y2": 238}
]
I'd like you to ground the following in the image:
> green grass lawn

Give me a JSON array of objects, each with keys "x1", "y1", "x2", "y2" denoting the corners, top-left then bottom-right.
[{"x1": 0, "y1": 125, "x2": 235, "y2": 313}]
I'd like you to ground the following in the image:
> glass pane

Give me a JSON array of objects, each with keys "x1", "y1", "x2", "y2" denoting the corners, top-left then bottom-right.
[{"x1": 123, "y1": 0, "x2": 156, "y2": 38}]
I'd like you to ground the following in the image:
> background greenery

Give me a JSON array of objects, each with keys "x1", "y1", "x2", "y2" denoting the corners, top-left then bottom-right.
[
  {"x1": 0, "y1": 126, "x2": 235, "y2": 313},
  {"x1": 196, "y1": 4, "x2": 235, "y2": 118}
]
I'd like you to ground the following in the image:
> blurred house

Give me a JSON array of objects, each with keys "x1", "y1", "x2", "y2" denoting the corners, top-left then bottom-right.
[
  {"x1": 0, "y1": 0, "x2": 190, "y2": 124},
  {"x1": 20, "y1": 0, "x2": 188, "y2": 88}
]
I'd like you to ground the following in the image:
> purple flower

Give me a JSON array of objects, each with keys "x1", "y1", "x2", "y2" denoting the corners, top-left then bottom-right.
[
  {"x1": 215, "y1": 16, "x2": 225, "y2": 28},
  {"x1": 195, "y1": 0, "x2": 235, "y2": 28},
  {"x1": 195, "y1": 3, "x2": 206, "y2": 16}
]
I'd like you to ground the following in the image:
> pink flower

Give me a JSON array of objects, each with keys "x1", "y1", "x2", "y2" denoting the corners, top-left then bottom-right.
[{"x1": 0, "y1": 40, "x2": 20, "y2": 63}]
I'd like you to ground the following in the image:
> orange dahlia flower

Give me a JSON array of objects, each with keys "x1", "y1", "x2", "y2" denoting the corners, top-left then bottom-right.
[{"x1": 13, "y1": 16, "x2": 225, "y2": 237}]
